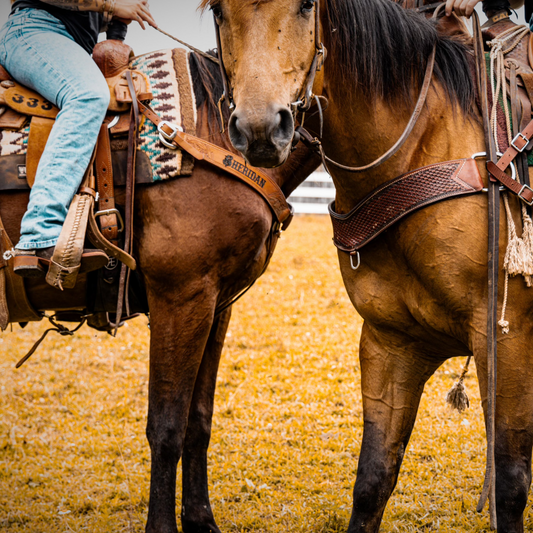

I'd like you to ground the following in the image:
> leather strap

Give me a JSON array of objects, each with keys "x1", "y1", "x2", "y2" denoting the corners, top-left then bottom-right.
[
  {"x1": 489, "y1": 117, "x2": 533, "y2": 173},
  {"x1": 95, "y1": 123, "x2": 119, "y2": 245},
  {"x1": 86, "y1": 210, "x2": 136, "y2": 270},
  {"x1": 137, "y1": 100, "x2": 293, "y2": 229},
  {"x1": 486, "y1": 161, "x2": 533, "y2": 202},
  {"x1": 329, "y1": 158, "x2": 484, "y2": 253},
  {"x1": 115, "y1": 71, "x2": 139, "y2": 330},
  {"x1": 472, "y1": 11, "x2": 498, "y2": 529},
  {"x1": 3, "y1": 84, "x2": 59, "y2": 119}
]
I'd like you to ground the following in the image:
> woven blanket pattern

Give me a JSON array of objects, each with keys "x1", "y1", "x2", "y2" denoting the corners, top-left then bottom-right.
[
  {"x1": 0, "y1": 47, "x2": 197, "y2": 182},
  {"x1": 131, "y1": 48, "x2": 196, "y2": 180},
  {"x1": 0, "y1": 125, "x2": 30, "y2": 157}
]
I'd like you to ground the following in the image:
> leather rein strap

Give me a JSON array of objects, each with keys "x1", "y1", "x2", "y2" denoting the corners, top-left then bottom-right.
[
  {"x1": 136, "y1": 100, "x2": 294, "y2": 230},
  {"x1": 318, "y1": 43, "x2": 437, "y2": 173},
  {"x1": 486, "y1": 121, "x2": 533, "y2": 203},
  {"x1": 472, "y1": 11, "x2": 498, "y2": 529}
]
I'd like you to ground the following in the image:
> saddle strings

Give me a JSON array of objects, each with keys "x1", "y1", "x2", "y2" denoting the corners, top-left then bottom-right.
[{"x1": 487, "y1": 25, "x2": 533, "y2": 334}]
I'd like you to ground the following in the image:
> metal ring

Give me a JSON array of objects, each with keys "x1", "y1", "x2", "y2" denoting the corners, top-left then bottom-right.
[
  {"x1": 471, "y1": 152, "x2": 517, "y2": 191},
  {"x1": 107, "y1": 116, "x2": 120, "y2": 129},
  {"x1": 350, "y1": 251, "x2": 361, "y2": 271}
]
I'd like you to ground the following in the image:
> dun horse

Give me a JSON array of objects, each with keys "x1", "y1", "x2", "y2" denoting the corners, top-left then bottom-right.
[
  {"x1": 203, "y1": 0, "x2": 533, "y2": 531},
  {"x1": 1, "y1": 52, "x2": 319, "y2": 533}
]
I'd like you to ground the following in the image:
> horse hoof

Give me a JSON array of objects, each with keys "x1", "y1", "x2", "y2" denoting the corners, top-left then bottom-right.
[{"x1": 181, "y1": 518, "x2": 222, "y2": 533}]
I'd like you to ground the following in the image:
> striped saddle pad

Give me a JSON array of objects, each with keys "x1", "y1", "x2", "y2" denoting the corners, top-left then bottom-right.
[{"x1": 0, "y1": 47, "x2": 197, "y2": 183}]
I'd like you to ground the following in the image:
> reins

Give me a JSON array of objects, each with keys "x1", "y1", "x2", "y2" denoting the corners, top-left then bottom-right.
[
  {"x1": 155, "y1": 27, "x2": 220, "y2": 65},
  {"x1": 295, "y1": 1, "x2": 443, "y2": 173},
  {"x1": 472, "y1": 10, "x2": 498, "y2": 529}
]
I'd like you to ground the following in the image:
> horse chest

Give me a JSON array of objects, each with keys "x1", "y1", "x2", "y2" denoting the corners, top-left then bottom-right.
[{"x1": 337, "y1": 204, "x2": 489, "y2": 348}]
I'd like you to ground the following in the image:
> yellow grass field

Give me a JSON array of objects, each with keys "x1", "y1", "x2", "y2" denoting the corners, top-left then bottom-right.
[{"x1": 1, "y1": 215, "x2": 532, "y2": 532}]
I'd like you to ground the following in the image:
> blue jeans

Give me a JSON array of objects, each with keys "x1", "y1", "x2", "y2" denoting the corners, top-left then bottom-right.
[{"x1": 0, "y1": 8, "x2": 109, "y2": 249}]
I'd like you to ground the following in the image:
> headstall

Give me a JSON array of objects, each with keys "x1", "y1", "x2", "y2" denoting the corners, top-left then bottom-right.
[{"x1": 213, "y1": 0, "x2": 326, "y2": 125}]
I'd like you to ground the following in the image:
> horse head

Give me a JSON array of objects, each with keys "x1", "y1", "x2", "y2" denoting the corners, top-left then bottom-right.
[{"x1": 201, "y1": 0, "x2": 321, "y2": 168}]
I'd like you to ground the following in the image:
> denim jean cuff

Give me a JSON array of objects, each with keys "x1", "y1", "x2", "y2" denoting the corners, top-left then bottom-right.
[{"x1": 16, "y1": 238, "x2": 58, "y2": 250}]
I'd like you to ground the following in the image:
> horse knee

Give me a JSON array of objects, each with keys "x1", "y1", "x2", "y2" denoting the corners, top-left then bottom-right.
[{"x1": 146, "y1": 416, "x2": 185, "y2": 462}]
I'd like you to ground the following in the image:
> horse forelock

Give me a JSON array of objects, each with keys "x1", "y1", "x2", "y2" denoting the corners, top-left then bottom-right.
[
  {"x1": 198, "y1": 0, "x2": 212, "y2": 12},
  {"x1": 325, "y1": 0, "x2": 474, "y2": 113}
]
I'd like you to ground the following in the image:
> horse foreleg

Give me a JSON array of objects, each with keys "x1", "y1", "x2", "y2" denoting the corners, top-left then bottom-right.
[
  {"x1": 348, "y1": 323, "x2": 444, "y2": 533},
  {"x1": 180, "y1": 308, "x2": 232, "y2": 533},
  {"x1": 145, "y1": 291, "x2": 217, "y2": 533},
  {"x1": 474, "y1": 335, "x2": 533, "y2": 533}
]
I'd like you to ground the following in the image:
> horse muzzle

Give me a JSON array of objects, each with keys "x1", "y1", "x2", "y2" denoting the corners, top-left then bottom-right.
[{"x1": 228, "y1": 104, "x2": 294, "y2": 168}]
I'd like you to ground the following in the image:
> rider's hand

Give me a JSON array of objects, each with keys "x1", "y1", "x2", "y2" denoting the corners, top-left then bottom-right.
[
  {"x1": 113, "y1": 0, "x2": 158, "y2": 30},
  {"x1": 445, "y1": 0, "x2": 481, "y2": 17}
]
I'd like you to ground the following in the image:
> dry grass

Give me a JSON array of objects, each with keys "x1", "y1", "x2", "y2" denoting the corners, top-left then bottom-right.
[{"x1": 1, "y1": 215, "x2": 532, "y2": 532}]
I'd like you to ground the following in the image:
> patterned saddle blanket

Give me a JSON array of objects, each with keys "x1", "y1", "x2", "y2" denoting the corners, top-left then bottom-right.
[{"x1": 0, "y1": 47, "x2": 197, "y2": 188}]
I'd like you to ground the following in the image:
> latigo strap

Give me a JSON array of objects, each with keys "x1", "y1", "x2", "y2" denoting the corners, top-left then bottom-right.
[{"x1": 486, "y1": 117, "x2": 533, "y2": 204}]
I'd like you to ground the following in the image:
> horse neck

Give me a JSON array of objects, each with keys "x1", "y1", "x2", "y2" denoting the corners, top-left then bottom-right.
[{"x1": 322, "y1": 81, "x2": 485, "y2": 212}]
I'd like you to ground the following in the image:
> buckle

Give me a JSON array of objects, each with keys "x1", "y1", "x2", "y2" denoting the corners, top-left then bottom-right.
[
  {"x1": 518, "y1": 184, "x2": 533, "y2": 206},
  {"x1": 158, "y1": 121, "x2": 183, "y2": 149},
  {"x1": 95, "y1": 208, "x2": 125, "y2": 233},
  {"x1": 511, "y1": 132, "x2": 529, "y2": 153}
]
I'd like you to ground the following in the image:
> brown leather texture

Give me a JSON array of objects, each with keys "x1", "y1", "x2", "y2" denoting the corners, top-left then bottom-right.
[
  {"x1": 0, "y1": 154, "x2": 30, "y2": 190},
  {"x1": 0, "y1": 108, "x2": 28, "y2": 130},
  {"x1": 0, "y1": 150, "x2": 153, "y2": 192},
  {"x1": 4, "y1": 84, "x2": 59, "y2": 119},
  {"x1": 95, "y1": 125, "x2": 119, "y2": 244},
  {"x1": 0, "y1": 213, "x2": 41, "y2": 324},
  {"x1": 137, "y1": 100, "x2": 293, "y2": 226},
  {"x1": 46, "y1": 193, "x2": 94, "y2": 290},
  {"x1": 0, "y1": 65, "x2": 12, "y2": 82},
  {"x1": 93, "y1": 40, "x2": 134, "y2": 79},
  {"x1": 329, "y1": 158, "x2": 484, "y2": 253},
  {"x1": 27, "y1": 117, "x2": 55, "y2": 187},
  {"x1": 0, "y1": 224, "x2": 8, "y2": 330}
]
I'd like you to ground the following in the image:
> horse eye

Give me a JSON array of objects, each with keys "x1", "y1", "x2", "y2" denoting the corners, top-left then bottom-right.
[
  {"x1": 211, "y1": 4, "x2": 223, "y2": 22},
  {"x1": 300, "y1": 0, "x2": 315, "y2": 14}
]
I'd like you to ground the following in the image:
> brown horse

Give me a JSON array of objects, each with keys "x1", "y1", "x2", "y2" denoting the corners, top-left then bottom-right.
[
  {"x1": 0, "y1": 51, "x2": 320, "y2": 533},
  {"x1": 203, "y1": 0, "x2": 533, "y2": 531}
]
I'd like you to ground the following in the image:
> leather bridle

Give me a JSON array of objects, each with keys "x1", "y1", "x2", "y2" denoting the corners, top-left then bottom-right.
[
  {"x1": 213, "y1": 0, "x2": 325, "y2": 119},
  {"x1": 213, "y1": 0, "x2": 438, "y2": 174},
  {"x1": 291, "y1": 0, "x2": 326, "y2": 114},
  {"x1": 296, "y1": 1, "x2": 443, "y2": 173}
]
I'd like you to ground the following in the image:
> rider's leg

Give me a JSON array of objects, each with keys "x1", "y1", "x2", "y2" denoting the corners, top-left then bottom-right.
[{"x1": 0, "y1": 8, "x2": 110, "y2": 251}]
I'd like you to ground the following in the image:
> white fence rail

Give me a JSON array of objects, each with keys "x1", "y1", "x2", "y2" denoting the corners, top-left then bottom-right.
[{"x1": 287, "y1": 171, "x2": 335, "y2": 215}]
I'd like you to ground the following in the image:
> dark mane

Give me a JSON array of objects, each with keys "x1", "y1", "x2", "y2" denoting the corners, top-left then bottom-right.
[
  {"x1": 189, "y1": 50, "x2": 230, "y2": 135},
  {"x1": 325, "y1": 0, "x2": 474, "y2": 111}
]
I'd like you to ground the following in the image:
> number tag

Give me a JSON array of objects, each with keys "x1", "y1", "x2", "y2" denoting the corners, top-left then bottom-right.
[{"x1": 5, "y1": 86, "x2": 59, "y2": 119}]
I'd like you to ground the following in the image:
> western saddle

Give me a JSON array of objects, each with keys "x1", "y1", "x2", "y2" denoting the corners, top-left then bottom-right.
[
  {"x1": 0, "y1": 40, "x2": 154, "y2": 335},
  {"x1": 0, "y1": 39, "x2": 294, "y2": 351}
]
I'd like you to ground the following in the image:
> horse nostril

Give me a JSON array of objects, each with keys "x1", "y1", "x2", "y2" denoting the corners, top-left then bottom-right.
[
  {"x1": 269, "y1": 106, "x2": 294, "y2": 149},
  {"x1": 228, "y1": 112, "x2": 250, "y2": 153}
]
